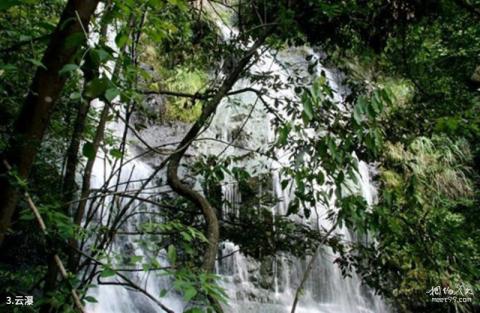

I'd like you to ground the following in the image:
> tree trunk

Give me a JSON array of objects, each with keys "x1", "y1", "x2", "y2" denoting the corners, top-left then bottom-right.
[
  {"x1": 166, "y1": 32, "x2": 269, "y2": 272},
  {"x1": 67, "y1": 11, "x2": 138, "y2": 271},
  {"x1": 41, "y1": 105, "x2": 110, "y2": 313},
  {"x1": 62, "y1": 100, "x2": 91, "y2": 207},
  {"x1": 62, "y1": 1, "x2": 112, "y2": 210},
  {"x1": 0, "y1": 0, "x2": 100, "y2": 247},
  {"x1": 42, "y1": 6, "x2": 113, "y2": 308},
  {"x1": 67, "y1": 103, "x2": 110, "y2": 271}
]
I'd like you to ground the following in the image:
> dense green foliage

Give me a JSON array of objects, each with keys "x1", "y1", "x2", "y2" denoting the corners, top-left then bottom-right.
[{"x1": 0, "y1": 0, "x2": 479, "y2": 313}]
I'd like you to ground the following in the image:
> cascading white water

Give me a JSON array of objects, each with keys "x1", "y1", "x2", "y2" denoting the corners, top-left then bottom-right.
[
  {"x1": 84, "y1": 6, "x2": 389, "y2": 312},
  {"x1": 200, "y1": 46, "x2": 389, "y2": 313}
]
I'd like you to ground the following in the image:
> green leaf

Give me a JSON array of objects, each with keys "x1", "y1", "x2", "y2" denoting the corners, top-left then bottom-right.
[
  {"x1": 70, "y1": 92, "x2": 82, "y2": 100},
  {"x1": 84, "y1": 296, "x2": 98, "y2": 303},
  {"x1": 380, "y1": 88, "x2": 393, "y2": 106},
  {"x1": 287, "y1": 199, "x2": 299, "y2": 215},
  {"x1": 115, "y1": 32, "x2": 129, "y2": 49},
  {"x1": 59, "y1": 64, "x2": 79, "y2": 76},
  {"x1": 302, "y1": 96, "x2": 314, "y2": 121},
  {"x1": 159, "y1": 289, "x2": 168, "y2": 298},
  {"x1": 370, "y1": 92, "x2": 382, "y2": 114},
  {"x1": 26, "y1": 58, "x2": 47, "y2": 70},
  {"x1": 130, "y1": 255, "x2": 143, "y2": 264},
  {"x1": 91, "y1": 48, "x2": 111, "y2": 63},
  {"x1": 181, "y1": 231, "x2": 192, "y2": 242},
  {"x1": 183, "y1": 287, "x2": 197, "y2": 301},
  {"x1": 167, "y1": 0, "x2": 188, "y2": 10},
  {"x1": 316, "y1": 171, "x2": 325, "y2": 185},
  {"x1": 100, "y1": 267, "x2": 115, "y2": 278},
  {"x1": 82, "y1": 142, "x2": 95, "y2": 159},
  {"x1": 19, "y1": 35, "x2": 31, "y2": 42},
  {"x1": 278, "y1": 124, "x2": 291, "y2": 145},
  {"x1": 0, "y1": 63, "x2": 17, "y2": 71},
  {"x1": 85, "y1": 77, "x2": 110, "y2": 99},
  {"x1": 214, "y1": 167, "x2": 224, "y2": 180},
  {"x1": 105, "y1": 87, "x2": 120, "y2": 103},
  {"x1": 19, "y1": 211, "x2": 34, "y2": 221},
  {"x1": 38, "y1": 21, "x2": 56, "y2": 32},
  {"x1": 167, "y1": 245, "x2": 176, "y2": 264},
  {"x1": 353, "y1": 102, "x2": 363, "y2": 124},
  {"x1": 357, "y1": 96, "x2": 367, "y2": 112},
  {"x1": 109, "y1": 148, "x2": 122, "y2": 159}
]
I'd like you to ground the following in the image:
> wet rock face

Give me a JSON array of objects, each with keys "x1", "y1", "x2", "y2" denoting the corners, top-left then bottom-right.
[
  {"x1": 87, "y1": 35, "x2": 389, "y2": 312},
  {"x1": 129, "y1": 118, "x2": 191, "y2": 168},
  {"x1": 258, "y1": 256, "x2": 275, "y2": 289},
  {"x1": 132, "y1": 63, "x2": 167, "y2": 125},
  {"x1": 138, "y1": 121, "x2": 191, "y2": 148},
  {"x1": 145, "y1": 93, "x2": 167, "y2": 123},
  {"x1": 121, "y1": 242, "x2": 135, "y2": 264}
]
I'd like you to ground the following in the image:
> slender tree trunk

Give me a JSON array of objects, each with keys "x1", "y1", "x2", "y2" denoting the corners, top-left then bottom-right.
[
  {"x1": 62, "y1": 2, "x2": 112, "y2": 209},
  {"x1": 167, "y1": 31, "x2": 270, "y2": 273},
  {"x1": 68, "y1": 11, "x2": 139, "y2": 271},
  {"x1": 62, "y1": 100, "x2": 91, "y2": 206},
  {"x1": 290, "y1": 222, "x2": 338, "y2": 313},
  {"x1": 42, "y1": 6, "x2": 113, "y2": 308},
  {"x1": 0, "y1": 0, "x2": 100, "y2": 247},
  {"x1": 40, "y1": 105, "x2": 110, "y2": 313},
  {"x1": 166, "y1": 32, "x2": 270, "y2": 313},
  {"x1": 67, "y1": 104, "x2": 110, "y2": 271}
]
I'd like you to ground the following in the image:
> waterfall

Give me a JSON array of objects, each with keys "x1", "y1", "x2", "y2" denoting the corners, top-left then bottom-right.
[
  {"x1": 199, "y1": 46, "x2": 389, "y2": 313},
  {"x1": 84, "y1": 9, "x2": 389, "y2": 313}
]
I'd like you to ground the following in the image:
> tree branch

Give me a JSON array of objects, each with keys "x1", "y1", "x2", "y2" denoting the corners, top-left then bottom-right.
[
  {"x1": 140, "y1": 89, "x2": 210, "y2": 100},
  {"x1": 167, "y1": 30, "x2": 271, "y2": 273},
  {"x1": 73, "y1": 247, "x2": 175, "y2": 313},
  {"x1": 290, "y1": 221, "x2": 339, "y2": 313}
]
